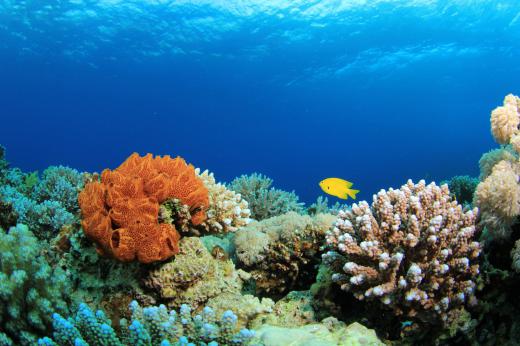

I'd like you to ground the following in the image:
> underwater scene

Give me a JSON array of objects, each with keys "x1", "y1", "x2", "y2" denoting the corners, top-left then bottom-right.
[{"x1": 1, "y1": 1, "x2": 520, "y2": 345}]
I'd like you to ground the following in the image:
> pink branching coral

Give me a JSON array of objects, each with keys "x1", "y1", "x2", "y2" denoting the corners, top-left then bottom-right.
[{"x1": 323, "y1": 179, "x2": 481, "y2": 325}]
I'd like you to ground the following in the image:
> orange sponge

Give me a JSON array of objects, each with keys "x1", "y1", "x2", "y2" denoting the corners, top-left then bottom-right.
[{"x1": 78, "y1": 153, "x2": 209, "y2": 263}]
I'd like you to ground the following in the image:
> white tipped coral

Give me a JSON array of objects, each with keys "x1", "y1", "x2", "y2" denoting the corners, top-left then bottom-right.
[{"x1": 196, "y1": 169, "x2": 252, "y2": 233}]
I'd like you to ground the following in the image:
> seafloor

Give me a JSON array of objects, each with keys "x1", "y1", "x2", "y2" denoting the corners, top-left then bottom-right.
[{"x1": 1, "y1": 94, "x2": 520, "y2": 346}]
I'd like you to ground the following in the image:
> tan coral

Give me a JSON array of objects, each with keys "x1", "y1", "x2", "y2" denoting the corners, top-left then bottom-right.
[
  {"x1": 144, "y1": 237, "x2": 247, "y2": 310},
  {"x1": 475, "y1": 160, "x2": 520, "y2": 219},
  {"x1": 490, "y1": 94, "x2": 520, "y2": 145},
  {"x1": 323, "y1": 180, "x2": 480, "y2": 325}
]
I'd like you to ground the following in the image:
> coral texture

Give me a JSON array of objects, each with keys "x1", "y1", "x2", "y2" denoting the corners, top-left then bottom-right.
[
  {"x1": 39, "y1": 301, "x2": 256, "y2": 346},
  {"x1": 196, "y1": 168, "x2": 252, "y2": 233},
  {"x1": 228, "y1": 173, "x2": 304, "y2": 220},
  {"x1": 144, "y1": 237, "x2": 247, "y2": 310},
  {"x1": 490, "y1": 93, "x2": 520, "y2": 144},
  {"x1": 234, "y1": 212, "x2": 336, "y2": 297},
  {"x1": 0, "y1": 224, "x2": 70, "y2": 346},
  {"x1": 478, "y1": 146, "x2": 518, "y2": 180},
  {"x1": 78, "y1": 152, "x2": 209, "y2": 263},
  {"x1": 441, "y1": 175, "x2": 478, "y2": 207},
  {"x1": 323, "y1": 180, "x2": 480, "y2": 325}
]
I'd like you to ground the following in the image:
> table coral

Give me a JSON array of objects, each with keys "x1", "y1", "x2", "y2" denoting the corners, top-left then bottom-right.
[
  {"x1": 234, "y1": 212, "x2": 336, "y2": 297},
  {"x1": 323, "y1": 180, "x2": 480, "y2": 326},
  {"x1": 78, "y1": 152, "x2": 209, "y2": 263},
  {"x1": 0, "y1": 224, "x2": 70, "y2": 346}
]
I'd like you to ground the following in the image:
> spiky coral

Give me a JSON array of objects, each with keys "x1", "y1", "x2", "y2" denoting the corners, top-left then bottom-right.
[
  {"x1": 323, "y1": 180, "x2": 480, "y2": 326},
  {"x1": 39, "y1": 301, "x2": 256, "y2": 346},
  {"x1": 78, "y1": 153, "x2": 209, "y2": 263},
  {"x1": 233, "y1": 212, "x2": 336, "y2": 297},
  {"x1": 228, "y1": 173, "x2": 304, "y2": 220},
  {"x1": 0, "y1": 224, "x2": 70, "y2": 345}
]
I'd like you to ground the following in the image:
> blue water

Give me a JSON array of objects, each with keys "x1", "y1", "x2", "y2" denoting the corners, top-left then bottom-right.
[{"x1": 1, "y1": 1, "x2": 519, "y2": 204}]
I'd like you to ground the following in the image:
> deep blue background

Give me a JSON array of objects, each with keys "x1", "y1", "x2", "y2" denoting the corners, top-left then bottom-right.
[{"x1": 0, "y1": 1, "x2": 519, "y2": 204}]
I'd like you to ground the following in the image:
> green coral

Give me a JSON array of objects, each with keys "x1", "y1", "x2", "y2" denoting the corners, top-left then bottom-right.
[
  {"x1": 0, "y1": 224, "x2": 70, "y2": 345},
  {"x1": 228, "y1": 173, "x2": 304, "y2": 220},
  {"x1": 441, "y1": 175, "x2": 479, "y2": 207}
]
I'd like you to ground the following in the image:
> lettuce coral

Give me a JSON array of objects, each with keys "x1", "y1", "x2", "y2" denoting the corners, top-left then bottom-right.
[
  {"x1": 78, "y1": 152, "x2": 209, "y2": 263},
  {"x1": 0, "y1": 224, "x2": 70, "y2": 345},
  {"x1": 228, "y1": 173, "x2": 304, "y2": 220}
]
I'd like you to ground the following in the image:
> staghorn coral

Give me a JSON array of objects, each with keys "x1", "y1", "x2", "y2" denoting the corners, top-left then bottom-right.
[
  {"x1": 234, "y1": 212, "x2": 336, "y2": 297},
  {"x1": 323, "y1": 179, "x2": 480, "y2": 326},
  {"x1": 228, "y1": 173, "x2": 304, "y2": 220},
  {"x1": 0, "y1": 224, "x2": 70, "y2": 346},
  {"x1": 78, "y1": 152, "x2": 209, "y2": 263},
  {"x1": 144, "y1": 237, "x2": 248, "y2": 311},
  {"x1": 490, "y1": 93, "x2": 520, "y2": 144},
  {"x1": 195, "y1": 168, "x2": 252, "y2": 234},
  {"x1": 39, "y1": 301, "x2": 256, "y2": 346}
]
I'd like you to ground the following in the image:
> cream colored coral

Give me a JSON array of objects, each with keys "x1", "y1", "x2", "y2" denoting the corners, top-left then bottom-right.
[
  {"x1": 490, "y1": 94, "x2": 520, "y2": 145},
  {"x1": 323, "y1": 180, "x2": 480, "y2": 324},
  {"x1": 475, "y1": 160, "x2": 520, "y2": 221},
  {"x1": 196, "y1": 169, "x2": 251, "y2": 233}
]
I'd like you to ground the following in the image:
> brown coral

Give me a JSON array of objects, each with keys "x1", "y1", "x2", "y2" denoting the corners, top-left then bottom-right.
[{"x1": 78, "y1": 152, "x2": 209, "y2": 263}]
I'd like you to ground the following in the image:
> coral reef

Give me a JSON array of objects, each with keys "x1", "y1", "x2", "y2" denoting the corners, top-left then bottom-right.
[
  {"x1": 0, "y1": 224, "x2": 70, "y2": 345},
  {"x1": 306, "y1": 196, "x2": 346, "y2": 216},
  {"x1": 228, "y1": 173, "x2": 304, "y2": 220},
  {"x1": 144, "y1": 237, "x2": 247, "y2": 310},
  {"x1": 39, "y1": 301, "x2": 256, "y2": 346},
  {"x1": 323, "y1": 180, "x2": 481, "y2": 326},
  {"x1": 78, "y1": 152, "x2": 209, "y2": 263},
  {"x1": 478, "y1": 146, "x2": 518, "y2": 180},
  {"x1": 234, "y1": 212, "x2": 336, "y2": 297}
]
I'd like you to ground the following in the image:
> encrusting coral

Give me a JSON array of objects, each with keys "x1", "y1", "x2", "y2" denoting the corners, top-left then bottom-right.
[
  {"x1": 323, "y1": 180, "x2": 481, "y2": 326},
  {"x1": 144, "y1": 237, "x2": 247, "y2": 311},
  {"x1": 39, "y1": 301, "x2": 256, "y2": 346},
  {"x1": 228, "y1": 173, "x2": 304, "y2": 220},
  {"x1": 234, "y1": 212, "x2": 336, "y2": 297},
  {"x1": 0, "y1": 224, "x2": 70, "y2": 346},
  {"x1": 78, "y1": 152, "x2": 209, "y2": 263}
]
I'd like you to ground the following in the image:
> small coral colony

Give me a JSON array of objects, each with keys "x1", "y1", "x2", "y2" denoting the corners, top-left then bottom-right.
[{"x1": 0, "y1": 94, "x2": 520, "y2": 345}]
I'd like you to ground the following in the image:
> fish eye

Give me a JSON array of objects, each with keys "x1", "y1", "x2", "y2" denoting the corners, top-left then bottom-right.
[{"x1": 327, "y1": 187, "x2": 329, "y2": 190}]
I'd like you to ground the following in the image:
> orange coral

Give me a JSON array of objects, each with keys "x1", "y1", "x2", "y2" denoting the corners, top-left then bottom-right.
[{"x1": 78, "y1": 152, "x2": 209, "y2": 263}]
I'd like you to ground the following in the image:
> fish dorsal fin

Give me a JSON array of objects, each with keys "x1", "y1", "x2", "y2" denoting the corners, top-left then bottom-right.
[{"x1": 343, "y1": 180, "x2": 353, "y2": 188}]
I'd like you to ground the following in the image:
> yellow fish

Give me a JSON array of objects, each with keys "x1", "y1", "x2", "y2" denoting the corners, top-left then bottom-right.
[{"x1": 319, "y1": 178, "x2": 360, "y2": 200}]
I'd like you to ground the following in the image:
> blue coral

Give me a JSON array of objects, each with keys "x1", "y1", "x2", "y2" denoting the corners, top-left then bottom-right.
[
  {"x1": 0, "y1": 163, "x2": 82, "y2": 239},
  {"x1": 41, "y1": 301, "x2": 256, "y2": 346},
  {"x1": 0, "y1": 224, "x2": 70, "y2": 345},
  {"x1": 228, "y1": 173, "x2": 304, "y2": 220}
]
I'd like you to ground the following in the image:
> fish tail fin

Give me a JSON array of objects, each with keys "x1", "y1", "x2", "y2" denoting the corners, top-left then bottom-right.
[{"x1": 347, "y1": 189, "x2": 360, "y2": 200}]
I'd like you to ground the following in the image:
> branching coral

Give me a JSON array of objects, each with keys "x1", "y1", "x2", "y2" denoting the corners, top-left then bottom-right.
[
  {"x1": 234, "y1": 212, "x2": 336, "y2": 297},
  {"x1": 323, "y1": 180, "x2": 480, "y2": 326},
  {"x1": 195, "y1": 169, "x2": 252, "y2": 233},
  {"x1": 441, "y1": 175, "x2": 479, "y2": 207},
  {"x1": 39, "y1": 301, "x2": 256, "y2": 346},
  {"x1": 228, "y1": 173, "x2": 304, "y2": 220},
  {"x1": 144, "y1": 237, "x2": 247, "y2": 310},
  {"x1": 0, "y1": 161, "x2": 81, "y2": 240},
  {"x1": 0, "y1": 224, "x2": 70, "y2": 345},
  {"x1": 78, "y1": 153, "x2": 209, "y2": 263}
]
